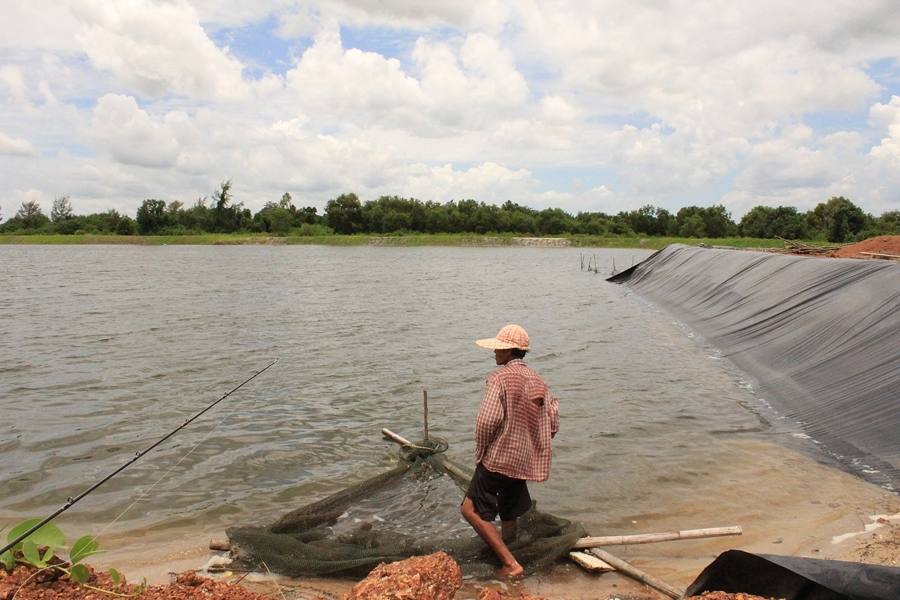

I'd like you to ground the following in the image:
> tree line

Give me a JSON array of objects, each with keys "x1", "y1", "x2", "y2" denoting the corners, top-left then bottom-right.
[{"x1": 1, "y1": 180, "x2": 897, "y2": 242}]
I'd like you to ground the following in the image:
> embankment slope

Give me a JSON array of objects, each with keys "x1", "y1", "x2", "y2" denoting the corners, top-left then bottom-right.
[{"x1": 609, "y1": 244, "x2": 900, "y2": 490}]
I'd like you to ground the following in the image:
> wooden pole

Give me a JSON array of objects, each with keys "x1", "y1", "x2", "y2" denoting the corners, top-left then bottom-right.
[
  {"x1": 381, "y1": 428, "x2": 431, "y2": 451},
  {"x1": 587, "y1": 548, "x2": 684, "y2": 599},
  {"x1": 569, "y1": 551, "x2": 614, "y2": 572},
  {"x1": 573, "y1": 526, "x2": 742, "y2": 549},
  {"x1": 423, "y1": 389, "x2": 429, "y2": 441},
  {"x1": 209, "y1": 539, "x2": 231, "y2": 551}
]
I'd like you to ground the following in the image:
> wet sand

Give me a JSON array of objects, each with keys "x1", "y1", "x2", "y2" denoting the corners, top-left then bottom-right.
[{"x1": 89, "y1": 437, "x2": 899, "y2": 599}]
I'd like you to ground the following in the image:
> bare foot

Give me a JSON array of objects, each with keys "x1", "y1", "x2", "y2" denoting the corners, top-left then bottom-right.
[{"x1": 496, "y1": 562, "x2": 525, "y2": 579}]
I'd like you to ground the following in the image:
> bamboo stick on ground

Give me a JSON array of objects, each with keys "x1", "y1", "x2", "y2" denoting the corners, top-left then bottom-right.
[
  {"x1": 588, "y1": 548, "x2": 684, "y2": 599},
  {"x1": 573, "y1": 526, "x2": 741, "y2": 549},
  {"x1": 209, "y1": 539, "x2": 231, "y2": 551}
]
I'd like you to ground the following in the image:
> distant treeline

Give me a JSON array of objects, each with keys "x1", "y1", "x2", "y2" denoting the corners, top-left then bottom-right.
[{"x1": 1, "y1": 180, "x2": 897, "y2": 242}]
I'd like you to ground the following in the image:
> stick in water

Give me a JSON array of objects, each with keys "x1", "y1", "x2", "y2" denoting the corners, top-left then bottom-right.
[{"x1": 423, "y1": 389, "x2": 429, "y2": 441}]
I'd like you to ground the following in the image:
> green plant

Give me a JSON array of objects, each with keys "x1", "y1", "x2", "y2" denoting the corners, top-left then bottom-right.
[{"x1": 1, "y1": 518, "x2": 132, "y2": 596}]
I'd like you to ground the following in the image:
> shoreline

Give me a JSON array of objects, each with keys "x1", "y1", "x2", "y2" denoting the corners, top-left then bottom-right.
[
  {"x1": 84, "y1": 440, "x2": 898, "y2": 599},
  {"x1": 0, "y1": 233, "x2": 784, "y2": 249}
]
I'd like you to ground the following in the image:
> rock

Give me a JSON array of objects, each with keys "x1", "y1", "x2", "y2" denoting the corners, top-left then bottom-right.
[{"x1": 345, "y1": 552, "x2": 462, "y2": 600}]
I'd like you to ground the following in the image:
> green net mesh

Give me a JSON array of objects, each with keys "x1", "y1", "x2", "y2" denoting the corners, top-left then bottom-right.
[{"x1": 226, "y1": 439, "x2": 585, "y2": 577}]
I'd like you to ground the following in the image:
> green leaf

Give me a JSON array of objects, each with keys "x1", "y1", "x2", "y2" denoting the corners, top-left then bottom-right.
[
  {"x1": 41, "y1": 546, "x2": 56, "y2": 564},
  {"x1": 108, "y1": 567, "x2": 121, "y2": 586},
  {"x1": 7, "y1": 519, "x2": 65, "y2": 551},
  {"x1": 21, "y1": 540, "x2": 46, "y2": 568},
  {"x1": 69, "y1": 536, "x2": 98, "y2": 565},
  {"x1": 0, "y1": 550, "x2": 14, "y2": 571},
  {"x1": 70, "y1": 563, "x2": 90, "y2": 584}
]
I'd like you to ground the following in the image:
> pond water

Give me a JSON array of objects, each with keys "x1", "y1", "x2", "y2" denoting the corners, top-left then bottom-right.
[{"x1": 0, "y1": 245, "x2": 839, "y2": 550}]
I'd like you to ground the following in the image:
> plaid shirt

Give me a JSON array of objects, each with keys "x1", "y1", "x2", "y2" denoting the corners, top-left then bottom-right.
[{"x1": 474, "y1": 359, "x2": 559, "y2": 482}]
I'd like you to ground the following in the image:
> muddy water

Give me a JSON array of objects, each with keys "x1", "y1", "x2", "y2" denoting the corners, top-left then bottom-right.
[{"x1": 0, "y1": 245, "x2": 895, "y2": 587}]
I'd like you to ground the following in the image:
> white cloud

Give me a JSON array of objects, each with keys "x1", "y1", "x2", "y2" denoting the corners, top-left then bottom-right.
[
  {"x1": 869, "y1": 95, "x2": 900, "y2": 164},
  {"x1": 0, "y1": 131, "x2": 37, "y2": 156},
  {"x1": 90, "y1": 94, "x2": 181, "y2": 168},
  {"x1": 514, "y1": 2, "x2": 883, "y2": 139},
  {"x1": 397, "y1": 161, "x2": 536, "y2": 203},
  {"x1": 0, "y1": 1, "x2": 83, "y2": 52},
  {"x1": 285, "y1": 26, "x2": 423, "y2": 125},
  {"x1": 0, "y1": 66, "x2": 29, "y2": 106},
  {"x1": 413, "y1": 33, "x2": 530, "y2": 129},
  {"x1": 275, "y1": 5, "x2": 321, "y2": 39},
  {"x1": 73, "y1": 0, "x2": 248, "y2": 100},
  {"x1": 1, "y1": 1, "x2": 900, "y2": 221},
  {"x1": 281, "y1": 27, "x2": 531, "y2": 132},
  {"x1": 540, "y1": 96, "x2": 579, "y2": 126},
  {"x1": 309, "y1": 0, "x2": 509, "y2": 33}
]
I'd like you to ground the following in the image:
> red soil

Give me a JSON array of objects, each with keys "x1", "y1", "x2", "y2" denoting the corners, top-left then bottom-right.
[
  {"x1": 830, "y1": 235, "x2": 900, "y2": 258},
  {"x1": 0, "y1": 565, "x2": 275, "y2": 600},
  {"x1": 345, "y1": 552, "x2": 462, "y2": 600}
]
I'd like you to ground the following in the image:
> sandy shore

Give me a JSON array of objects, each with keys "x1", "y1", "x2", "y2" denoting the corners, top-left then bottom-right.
[{"x1": 87, "y1": 440, "x2": 898, "y2": 600}]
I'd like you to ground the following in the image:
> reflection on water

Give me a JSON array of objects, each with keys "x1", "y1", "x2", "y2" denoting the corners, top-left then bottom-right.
[{"x1": 0, "y1": 245, "x2": 810, "y2": 541}]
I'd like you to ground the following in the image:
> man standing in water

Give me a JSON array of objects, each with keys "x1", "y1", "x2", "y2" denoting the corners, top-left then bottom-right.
[{"x1": 460, "y1": 324, "x2": 560, "y2": 578}]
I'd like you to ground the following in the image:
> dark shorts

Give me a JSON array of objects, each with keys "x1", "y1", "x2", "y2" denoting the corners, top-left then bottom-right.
[{"x1": 465, "y1": 463, "x2": 531, "y2": 522}]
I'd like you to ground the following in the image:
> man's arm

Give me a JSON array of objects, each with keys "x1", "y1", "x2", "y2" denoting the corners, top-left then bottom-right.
[{"x1": 474, "y1": 377, "x2": 504, "y2": 461}]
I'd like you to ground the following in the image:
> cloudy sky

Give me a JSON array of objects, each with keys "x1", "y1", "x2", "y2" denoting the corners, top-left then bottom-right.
[{"x1": 2, "y1": 1, "x2": 900, "y2": 221}]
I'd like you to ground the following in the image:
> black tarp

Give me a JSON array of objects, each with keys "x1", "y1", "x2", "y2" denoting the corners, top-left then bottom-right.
[
  {"x1": 608, "y1": 245, "x2": 900, "y2": 490},
  {"x1": 685, "y1": 550, "x2": 900, "y2": 600}
]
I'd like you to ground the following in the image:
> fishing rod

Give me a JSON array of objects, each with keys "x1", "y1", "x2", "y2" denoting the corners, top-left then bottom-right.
[{"x1": 1, "y1": 359, "x2": 278, "y2": 556}]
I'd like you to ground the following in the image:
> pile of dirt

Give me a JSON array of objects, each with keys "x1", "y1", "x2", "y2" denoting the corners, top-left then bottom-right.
[
  {"x1": 345, "y1": 552, "x2": 462, "y2": 600},
  {"x1": 0, "y1": 565, "x2": 275, "y2": 600},
  {"x1": 830, "y1": 235, "x2": 900, "y2": 258},
  {"x1": 850, "y1": 519, "x2": 900, "y2": 566}
]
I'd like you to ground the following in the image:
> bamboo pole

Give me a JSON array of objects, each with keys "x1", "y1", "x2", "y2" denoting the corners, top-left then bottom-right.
[
  {"x1": 381, "y1": 428, "x2": 431, "y2": 451},
  {"x1": 423, "y1": 389, "x2": 429, "y2": 441},
  {"x1": 434, "y1": 455, "x2": 473, "y2": 485},
  {"x1": 588, "y1": 548, "x2": 684, "y2": 599},
  {"x1": 573, "y1": 526, "x2": 742, "y2": 549},
  {"x1": 569, "y1": 551, "x2": 614, "y2": 572}
]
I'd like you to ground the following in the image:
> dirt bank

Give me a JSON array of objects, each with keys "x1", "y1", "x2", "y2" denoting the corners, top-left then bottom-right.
[
  {"x1": 0, "y1": 566, "x2": 275, "y2": 600},
  {"x1": 75, "y1": 438, "x2": 897, "y2": 599},
  {"x1": 5, "y1": 517, "x2": 897, "y2": 600},
  {"x1": 830, "y1": 234, "x2": 900, "y2": 258}
]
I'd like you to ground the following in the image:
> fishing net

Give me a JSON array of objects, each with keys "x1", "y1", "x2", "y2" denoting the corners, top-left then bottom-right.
[{"x1": 226, "y1": 438, "x2": 585, "y2": 577}]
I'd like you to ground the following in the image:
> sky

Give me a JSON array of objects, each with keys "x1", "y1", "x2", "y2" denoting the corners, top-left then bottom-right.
[{"x1": 2, "y1": 1, "x2": 900, "y2": 222}]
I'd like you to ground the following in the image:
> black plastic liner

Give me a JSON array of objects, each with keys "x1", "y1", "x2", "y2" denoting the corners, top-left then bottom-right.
[
  {"x1": 608, "y1": 245, "x2": 900, "y2": 490},
  {"x1": 685, "y1": 550, "x2": 900, "y2": 600}
]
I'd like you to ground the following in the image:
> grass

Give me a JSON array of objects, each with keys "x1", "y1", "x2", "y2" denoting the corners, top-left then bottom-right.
[{"x1": 0, "y1": 232, "x2": 787, "y2": 249}]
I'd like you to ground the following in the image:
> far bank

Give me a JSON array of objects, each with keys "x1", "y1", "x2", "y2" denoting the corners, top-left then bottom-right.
[{"x1": 0, "y1": 233, "x2": 784, "y2": 249}]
